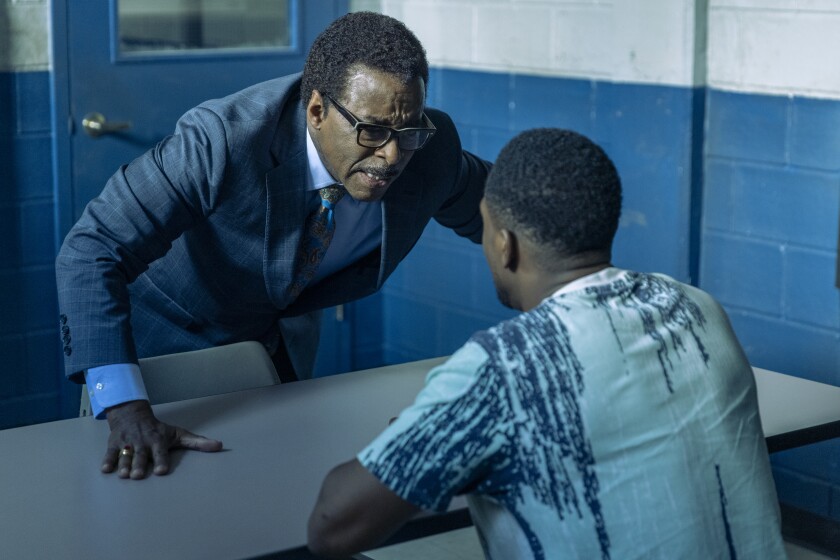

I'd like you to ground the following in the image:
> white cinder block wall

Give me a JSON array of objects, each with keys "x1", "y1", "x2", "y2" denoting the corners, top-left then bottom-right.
[
  {"x1": 709, "y1": 0, "x2": 840, "y2": 100},
  {"x1": 356, "y1": 0, "x2": 840, "y2": 99},
  {"x1": 359, "y1": 0, "x2": 703, "y2": 87},
  {"x1": 0, "y1": 0, "x2": 51, "y2": 72}
]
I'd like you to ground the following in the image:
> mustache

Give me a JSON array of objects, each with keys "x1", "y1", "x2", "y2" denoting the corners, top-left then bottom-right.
[{"x1": 357, "y1": 166, "x2": 400, "y2": 179}]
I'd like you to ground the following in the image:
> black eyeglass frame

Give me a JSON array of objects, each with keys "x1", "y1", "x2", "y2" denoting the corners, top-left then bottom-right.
[{"x1": 323, "y1": 93, "x2": 437, "y2": 152}]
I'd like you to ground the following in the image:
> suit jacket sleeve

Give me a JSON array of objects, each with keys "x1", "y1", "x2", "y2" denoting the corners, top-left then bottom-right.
[
  {"x1": 423, "y1": 109, "x2": 491, "y2": 244},
  {"x1": 55, "y1": 107, "x2": 230, "y2": 380}
]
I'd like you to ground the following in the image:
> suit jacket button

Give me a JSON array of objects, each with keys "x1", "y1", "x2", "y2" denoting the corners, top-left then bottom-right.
[
  {"x1": 61, "y1": 326, "x2": 70, "y2": 335},
  {"x1": 64, "y1": 346, "x2": 72, "y2": 356},
  {"x1": 60, "y1": 314, "x2": 68, "y2": 325}
]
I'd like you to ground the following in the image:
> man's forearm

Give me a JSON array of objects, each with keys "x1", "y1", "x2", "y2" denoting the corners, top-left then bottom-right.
[{"x1": 308, "y1": 459, "x2": 420, "y2": 558}]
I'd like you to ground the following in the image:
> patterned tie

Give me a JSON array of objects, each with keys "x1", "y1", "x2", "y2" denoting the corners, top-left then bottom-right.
[{"x1": 289, "y1": 184, "x2": 346, "y2": 299}]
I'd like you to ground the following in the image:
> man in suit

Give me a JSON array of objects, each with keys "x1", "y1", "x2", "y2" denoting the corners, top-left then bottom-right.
[{"x1": 55, "y1": 12, "x2": 489, "y2": 480}]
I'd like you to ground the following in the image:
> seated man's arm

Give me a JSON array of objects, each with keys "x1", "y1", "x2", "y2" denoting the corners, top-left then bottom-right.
[
  {"x1": 309, "y1": 345, "x2": 492, "y2": 558},
  {"x1": 307, "y1": 458, "x2": 421, "y2": 558}
]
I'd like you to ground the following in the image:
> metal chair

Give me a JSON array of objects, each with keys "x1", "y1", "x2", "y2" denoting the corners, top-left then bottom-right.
[{"x1": 139, "y1": 341, "x2": 280, "y2": 404}]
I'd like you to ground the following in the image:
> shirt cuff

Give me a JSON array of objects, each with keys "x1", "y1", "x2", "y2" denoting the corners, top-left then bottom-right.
[{"x1": 84, "y1": 363, "x2": 149, "y2": 419}]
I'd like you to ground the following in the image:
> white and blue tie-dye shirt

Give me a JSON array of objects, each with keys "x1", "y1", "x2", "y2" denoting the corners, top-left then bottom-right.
[{"x1": 359, "y1": 268, "x2": 786, "y2": 560}]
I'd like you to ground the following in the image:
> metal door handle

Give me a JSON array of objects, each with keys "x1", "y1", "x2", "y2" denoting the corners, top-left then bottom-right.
[{"x1": 81, "y1": 112, "x2": 132, "y2": 138}]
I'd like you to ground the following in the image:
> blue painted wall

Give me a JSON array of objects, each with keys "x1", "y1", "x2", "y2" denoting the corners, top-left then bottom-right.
[
  {"x1": 703, "y1": 89, "x2": 840, "y2": 521},
  {"x1": 383, "y1": 68, "x2": 705, "y2": 362},
  {"x1": 703, "y1": 90, "x2": 840, "y2": 381},
  {"x1": 0, "y1": 70, "x2": 65, "y2": 428}
]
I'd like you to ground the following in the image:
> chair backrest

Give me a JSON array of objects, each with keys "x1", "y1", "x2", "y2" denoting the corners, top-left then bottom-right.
[{"x1": 139, "y1": 341, "x2": 280, "y2": 405}]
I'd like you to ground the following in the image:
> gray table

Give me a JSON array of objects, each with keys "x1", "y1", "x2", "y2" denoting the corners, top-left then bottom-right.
[
  {"x1": 754, "y1": 367, "x2": 840, "y2": 453},
  {"x1": 0, "y1": 360, "x2": 837, "y2": 560}
]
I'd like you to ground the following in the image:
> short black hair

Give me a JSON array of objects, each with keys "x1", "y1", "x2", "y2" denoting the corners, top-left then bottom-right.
[
  {"x1": 301, "y1": 12, "x2": 429, "y2": 107},
  {"x1": 485, "y1": 128, "x2": 622, "y2": 258}
]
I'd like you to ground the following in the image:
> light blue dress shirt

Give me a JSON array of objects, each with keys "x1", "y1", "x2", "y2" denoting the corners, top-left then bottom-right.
[{"x1": 84, "y1": 128, "x2": 383, "y2": 418}]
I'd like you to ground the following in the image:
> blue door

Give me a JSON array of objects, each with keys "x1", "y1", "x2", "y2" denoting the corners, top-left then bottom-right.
[
  {"x1": 53, "y1": 0, "x2": 351, "y2": 413},
  {"x1": 57, "y1": 0, "x2": 347, "y2": 230}
]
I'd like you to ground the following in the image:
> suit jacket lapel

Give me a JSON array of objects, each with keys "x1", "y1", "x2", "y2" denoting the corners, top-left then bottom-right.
[{"x1": 264, "y1": 104, "x2": 309, "y2": 309}]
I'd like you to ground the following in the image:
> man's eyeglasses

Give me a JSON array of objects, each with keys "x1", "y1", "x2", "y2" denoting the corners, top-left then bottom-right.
[{"x1": 324, "y1": 93, "x2": 436, "y2": 152}]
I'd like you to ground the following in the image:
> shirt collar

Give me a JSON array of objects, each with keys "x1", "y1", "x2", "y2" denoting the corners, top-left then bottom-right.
[
  {"x1": 551, "y1": 266, "x2": 624, "y2": 297},
  {"x1": 305, "y1": 127, "x2": 338, "y2": 191}
]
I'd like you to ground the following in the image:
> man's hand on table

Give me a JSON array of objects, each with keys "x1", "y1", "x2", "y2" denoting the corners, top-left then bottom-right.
[{"x1": 102, "y1": 400, "x2": 223, "y2": 479}]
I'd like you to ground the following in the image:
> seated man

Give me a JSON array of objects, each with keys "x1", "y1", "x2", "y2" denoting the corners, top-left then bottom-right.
[{"x1": 307, "y1": 129, "x2": 786, "y2": 559}]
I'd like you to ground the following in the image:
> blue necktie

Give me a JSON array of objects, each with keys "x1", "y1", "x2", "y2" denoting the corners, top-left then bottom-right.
[{"x1": 289, "y1": 185, "x2": 345, "y2": 299}]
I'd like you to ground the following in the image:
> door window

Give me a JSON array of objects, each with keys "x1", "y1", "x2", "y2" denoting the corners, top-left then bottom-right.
[{"x1": 118, "y1": 0, "x2": 291, "y2": 55}]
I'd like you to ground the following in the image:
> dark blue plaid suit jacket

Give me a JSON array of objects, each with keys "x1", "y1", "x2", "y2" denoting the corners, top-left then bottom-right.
[{"x1": 56, "y1": 73, "x2": 489, "y2": 381}]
